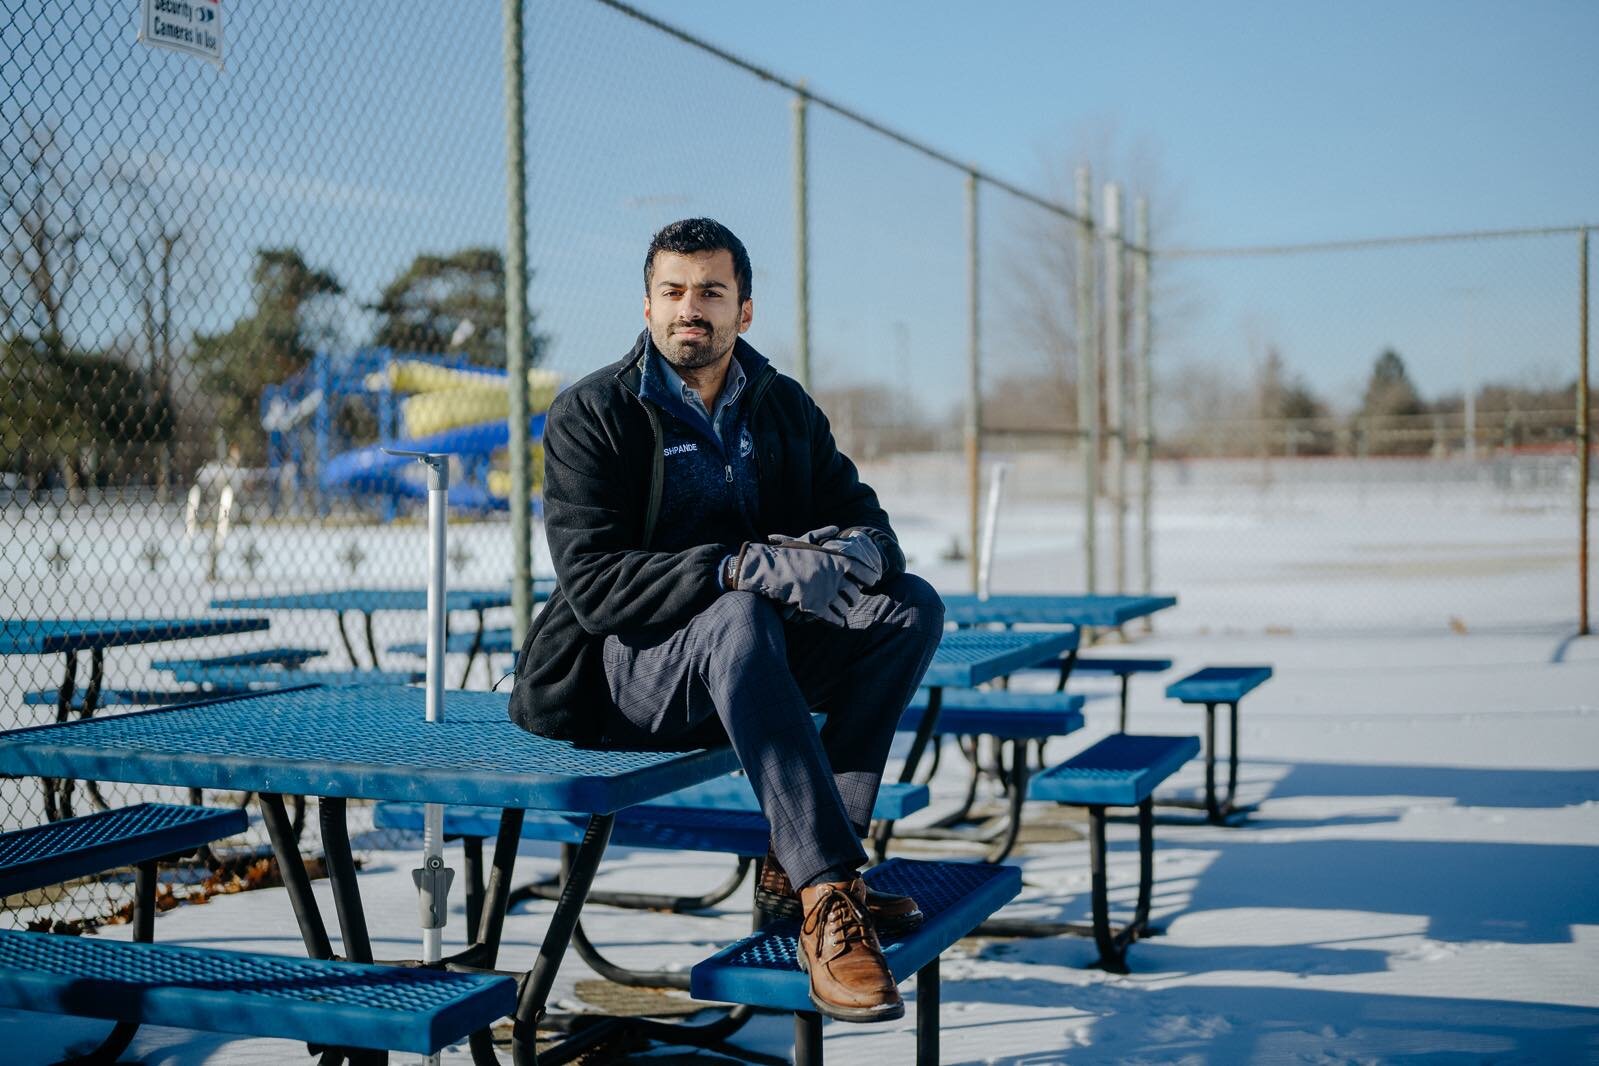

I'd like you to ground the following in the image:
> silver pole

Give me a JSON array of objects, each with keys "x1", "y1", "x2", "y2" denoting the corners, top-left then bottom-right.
[
  {"x1": 1075, "y1": 167, "x2": 1098, "y2": 594},
  {"x1": 1103, "y1": 183, "x2": 1125, "y2": 594},
  {"x1": 504, "y1": 0, "x2": 532, "y2": 646},
  {"x1": 793, "y1": 85, "x2": 812, "y2": 391},
  {"x1": 1579, "y1": 227, "x2": 1590, "y2": 636},
  {"x1": 977, "y1": 462, "x2": 1008, "y2": 600},
  {"x1": 966, "y1": 171, "x2": 982, "y2": 593},
  {"x1": 1134, "y1": 197, "x2": 1154, "y2": 612},
  {"x1": 381, "y1": 449, "x2": 456, "y2": 1034}
]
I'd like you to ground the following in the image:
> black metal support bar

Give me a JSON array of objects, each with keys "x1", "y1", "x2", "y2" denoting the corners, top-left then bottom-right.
[
  {"x1": 460, "y1": 609, "x2": 487, "y2": 688},
  {"x1": 1118, "y1": 676, "x2": 1132, "y2": 733},
  {"x1": 1159, "y1": 701, "x2": 1247, "y2": 824},
  {"x1": 334, "y1": 609, "x2": 361, "y2": 669},
  {"x1": 1086, "y1": 805, "x2": 1128, "y2": 973},
  {"x1": 362, "y1": 611, "x2": 381, "y2": 671},
  {"x1": 133, "y1": 860, "x2": 156, "y2": 943},
  {"x1": 794, "y1": 1011, "x2": 824, "y2": 1066},
  {"x1": 569, "y1": 917, "x2": 690, "y2": 990},
  {"x1": 43, "y1": 650, "x2": 78, "y2": 821},
  {"x1": 984, "y1": 740, "x2": 1029, "y2": 863},
  {"x1": 915, "y1": 959, "x2": 939, "y2": 1065},
  {"x1": 475, "y1": 808, "x2": 525, "y2": 956},
  {"x1": 463, "y1": 835, "x2": 485, "y2": 938},
  {"x1": 511, "y1": 812, "x2": 614, "y2": 1066},
  {"x1": 319, "y1": 797, "x2": 372, "y2": 963},
  {"x1": 259, "y1": 792, "x2": 333, "y2": 960}
]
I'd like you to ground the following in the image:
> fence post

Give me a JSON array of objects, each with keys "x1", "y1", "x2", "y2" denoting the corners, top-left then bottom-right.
[
  {"x1": 793, "y1": 85, "x2": 812, "y2": 392},
  {"x1": 503, "y1": 0, "x2": 532, "y2": 646},
  {"x1": 965, "y1": 172, "x2": 982, "y2": 593},
  {"x1": 1134, "y1": 197, "x2": 1154, "y2": 618},
  {"x1": 1103, "y1": 183, "x2": 1125, "y2": 595},
  {"x1": 1075, "y1": 167, "x2": 1098, "y2": 595},
  {"x1": 1579, "y1": 227, "x2": 1591, "y2": 636}
]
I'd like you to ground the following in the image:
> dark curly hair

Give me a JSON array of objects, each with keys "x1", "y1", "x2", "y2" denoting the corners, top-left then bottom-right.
[{"x1": 644, "y1": 218, "x2": 752, "y2": 304}]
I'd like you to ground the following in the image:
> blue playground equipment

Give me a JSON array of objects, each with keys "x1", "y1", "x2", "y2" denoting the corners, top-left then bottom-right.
[{"x1": 261, "y1": 348, "x2": 547, "y2": 517}]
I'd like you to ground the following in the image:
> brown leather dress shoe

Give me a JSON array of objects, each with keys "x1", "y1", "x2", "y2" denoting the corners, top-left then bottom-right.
[
  {"x1": 796, "y1": 878, "x2": 904, "y2": 1023},
  {"x1": 755, "y1": 849, "x2": 924, "y2": 935}
]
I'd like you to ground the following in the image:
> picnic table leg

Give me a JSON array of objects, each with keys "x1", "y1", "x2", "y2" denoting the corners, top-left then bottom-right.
[
  {"x1": 42, "y1": 650, "x2": 79, "y2": 821},
  {"x1": 510, "y1": 812, "x2": 615, "y2": 1066},
  {"x1": 915, "y1": 958, "x2": 940, "y2": 1066},
  {"x1": 459, "y1": 609, "x2": 487, "y2": 688},
  {"x1": 334, "y1": 610, "x2": 362, "y2": 669},
  {"x1": 362, "y1": 611, "x2": 382, "y2": 670},
  {"x1": 320, "y1": 797, "x2": 373, "y2": 963},
  {"x1": 871, "y1": 686, "x2": 942, "y2": 862},
  {"x1": 259, "y1": 792, "x2": 334, "y2": 960}
]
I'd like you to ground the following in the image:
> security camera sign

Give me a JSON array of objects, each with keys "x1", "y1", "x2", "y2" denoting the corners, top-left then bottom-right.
[{"x1": 139, "y1": 0, "x2": 223, "y2": 66}]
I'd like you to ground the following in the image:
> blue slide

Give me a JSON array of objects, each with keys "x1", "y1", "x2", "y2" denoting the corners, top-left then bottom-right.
[{"x1": 318, "y1": 413, "x2": 546, "y2": 511}]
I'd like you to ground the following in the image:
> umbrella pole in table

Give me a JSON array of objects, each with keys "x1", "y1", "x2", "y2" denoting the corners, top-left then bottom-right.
[{"x1": 389, "y1": 449, "x2": 456, "y2": 1064}]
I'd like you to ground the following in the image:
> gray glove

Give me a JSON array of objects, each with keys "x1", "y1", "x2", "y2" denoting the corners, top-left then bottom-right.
[
  {"x1": 821, "y1": 526, "x2": 885, "y2": 589},
  {"x1": 722, "y1": 537, "x2": 861, "y2": 625}
]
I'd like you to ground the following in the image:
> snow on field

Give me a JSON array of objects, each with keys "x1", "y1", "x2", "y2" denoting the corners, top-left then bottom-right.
[{"x1": 1, "y1": 455, "x2": 1596, "y2": 1063}]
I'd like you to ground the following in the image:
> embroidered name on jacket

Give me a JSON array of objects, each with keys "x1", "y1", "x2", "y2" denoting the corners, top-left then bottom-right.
[{"x1": 663, "y1": 442, "x2": 698, "y2": 457}]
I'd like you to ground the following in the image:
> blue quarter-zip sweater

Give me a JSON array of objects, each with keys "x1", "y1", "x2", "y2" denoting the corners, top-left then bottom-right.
[{"x1": 638, "y1": 338, "x2": 762, "y2": 553}]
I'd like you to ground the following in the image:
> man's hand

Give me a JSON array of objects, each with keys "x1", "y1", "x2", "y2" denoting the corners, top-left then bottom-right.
[
  {"x1": 772, "y1": 524, "x2": 885, "y2": 589},
  {"x1": 722, "y1": 538, "x2": 860, "y2": 625}
]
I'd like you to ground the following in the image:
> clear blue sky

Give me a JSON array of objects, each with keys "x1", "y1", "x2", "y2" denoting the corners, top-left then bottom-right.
[{"x1": 627, "y1": 0, "x2": 1598, "y2": 245}]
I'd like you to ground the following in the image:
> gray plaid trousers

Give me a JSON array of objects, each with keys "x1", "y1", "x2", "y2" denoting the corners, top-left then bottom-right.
[{"x1": 601, "y1": 571, "x2": 944, "y2": 889}]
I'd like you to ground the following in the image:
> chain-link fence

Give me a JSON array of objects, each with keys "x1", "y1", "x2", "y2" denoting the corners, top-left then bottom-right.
[{"x1": 2, "y1": 0, "x2": 1592, "y2": 936}]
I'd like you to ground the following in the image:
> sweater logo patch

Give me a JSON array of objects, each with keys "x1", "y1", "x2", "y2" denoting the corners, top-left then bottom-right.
[
  {"x1": 738, "y1": 427, "x2": 754, "y2": 458},
  {"x1": 663, "y1": 442, "x2": 698, "y2": 458}
]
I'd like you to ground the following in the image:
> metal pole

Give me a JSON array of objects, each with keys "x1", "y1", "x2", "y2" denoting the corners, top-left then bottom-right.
[
  {"x1": 793, "y1": 85, "x2": 812, "y2": 391},
  {"x1": 1075, "y1": 167, "x2": 1098, "y2": 594},
  {"x1": 1103, "y1": 183, "x2": 1125, "y2": 594},
  {"x1": 978, "y1": 462, "x2": 1008, "y2": 600},
  {"x1": 1580, "y1": 227, "x2": 1591, "y2": 635},
  {"x1": 966, "y1": 171, "x2": 982, "y2": 592},
  {"x1": 1134, "y1": 197, "x2": 1154, "y2": 612},
  {"x1": 504, "y1": 0, "x2": 532, "y2": 646}
]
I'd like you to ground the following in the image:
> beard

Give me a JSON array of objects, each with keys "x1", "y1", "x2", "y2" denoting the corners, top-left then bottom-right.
[{"x1": 651, "y1": 317, "x2": 737, "y2": 371}]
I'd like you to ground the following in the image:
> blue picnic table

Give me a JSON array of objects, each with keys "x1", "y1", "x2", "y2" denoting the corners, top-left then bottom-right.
[
  {"x1": 209, "y1": 581, "x2": 555, "y2": 679},
  {"x1": 0, "y1": 627, "x2": 1070, "y2": 1061},
  {"x1": 0, "y1": 684, "x2": 739, "y2": 1063},
  {"x1": 1, "y1": 617, "x2": 270, "y2": 821}
]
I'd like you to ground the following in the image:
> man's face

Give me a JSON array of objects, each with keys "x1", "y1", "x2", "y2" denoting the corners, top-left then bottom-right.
[{"x1": 643, "y1": 249, "x2": 752, "y2": 371}]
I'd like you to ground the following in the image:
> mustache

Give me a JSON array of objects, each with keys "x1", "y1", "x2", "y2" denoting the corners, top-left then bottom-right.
[{"x1": 672, "y1": 319, "x2": 713, "y2": 333}]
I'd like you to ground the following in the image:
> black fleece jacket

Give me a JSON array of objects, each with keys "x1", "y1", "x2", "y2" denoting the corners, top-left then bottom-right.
[{"x1": 508, "y1": 332, "x2": 905, "y2": 741}]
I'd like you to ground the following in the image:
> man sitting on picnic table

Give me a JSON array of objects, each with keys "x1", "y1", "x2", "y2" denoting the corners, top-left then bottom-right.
[{"x1": 510, "y1": 218, "x2": 944, "y2": 1022}]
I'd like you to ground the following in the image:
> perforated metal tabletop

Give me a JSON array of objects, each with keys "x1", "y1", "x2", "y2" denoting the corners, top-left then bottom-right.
[
  {"x1": 939, "y1": 593, "x2": 1178, "y2": 628},
  {"x1": 0, "y1": 686, "x2": 739, "y2": 814},
  {"x1": 0, "y1": 618, "x2": 271, "y2": 655},
  {"x1": 922, "y1": 629, "x2": 1079, "y2": 688}
]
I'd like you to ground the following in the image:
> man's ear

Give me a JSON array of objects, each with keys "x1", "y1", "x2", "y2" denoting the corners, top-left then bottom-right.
[
  {"x1": 643, "y1": 295, "x2": 652, "y2": 325},
  {"x1": 738, "y1": 298, "x2": 753, "y2": 334}
]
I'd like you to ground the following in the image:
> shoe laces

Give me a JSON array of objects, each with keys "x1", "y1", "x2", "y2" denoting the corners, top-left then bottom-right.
[{"x1": 802, "y1": 884, "x2": 873, "y2": 963}]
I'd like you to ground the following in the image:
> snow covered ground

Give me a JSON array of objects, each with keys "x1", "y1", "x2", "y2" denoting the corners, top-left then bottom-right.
[{"x1": 2, "y1": 455, "x2": 1596, "y2": 1063}]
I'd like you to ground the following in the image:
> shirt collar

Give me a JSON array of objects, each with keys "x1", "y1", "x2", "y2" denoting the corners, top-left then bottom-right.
[{"x1": 643, "y1": 335, "x2": 746, "y2": 418}]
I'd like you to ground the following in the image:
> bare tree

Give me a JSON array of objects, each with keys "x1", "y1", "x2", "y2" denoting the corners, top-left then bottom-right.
[
  {"x1": 1, "y1": 117, "x2": 89, "y2": 342},
  {"x1": 100, "y1": 151, "x2": 190, "y2": 388}
]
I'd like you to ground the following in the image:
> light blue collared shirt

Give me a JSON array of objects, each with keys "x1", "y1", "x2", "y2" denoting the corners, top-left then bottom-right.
[{"x1": 655, "y1": 349, "x2": 746, "y2": 444}]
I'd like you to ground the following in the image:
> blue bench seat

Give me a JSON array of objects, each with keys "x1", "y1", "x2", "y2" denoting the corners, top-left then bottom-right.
[
  {"x1": 0, "y1": 803, "x2": 247, "y2": 898},
  {"x1": 691, "y1": 858, "x2": 1020, "y2": 1066},
  {"x1": 1164, "y1": 665, "x2": 1273, "y2": 823},
  {"x1": 885, "y1": 690, "x2": 1086, "y2": 864},
  {"x1": 167, "y1": 665, "x2": 424, "y2": 688},
  {"x1": 0, "y1": 802, "x2": 255, "y2": 1062},
  {"x1": 0, "y1": 931, "x2": 515, "y2": 1056},
  {"x1": 150, "y1": 646, "x2": 327, "y2": 671},
  {"x1": 387, "y1": 627, "x2": 514, "y2": 659},
  {"x1": 900, "y1": 689, "x2": 1085, "y2": 738},
  {"x1": 978, "y1": 733, "x2": 1203, "y2": 971}
]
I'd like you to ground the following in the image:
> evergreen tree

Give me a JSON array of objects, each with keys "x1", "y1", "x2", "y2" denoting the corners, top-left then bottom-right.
[{"x1": 370, "y1": 247, "x2": 547, "y2": 367}]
